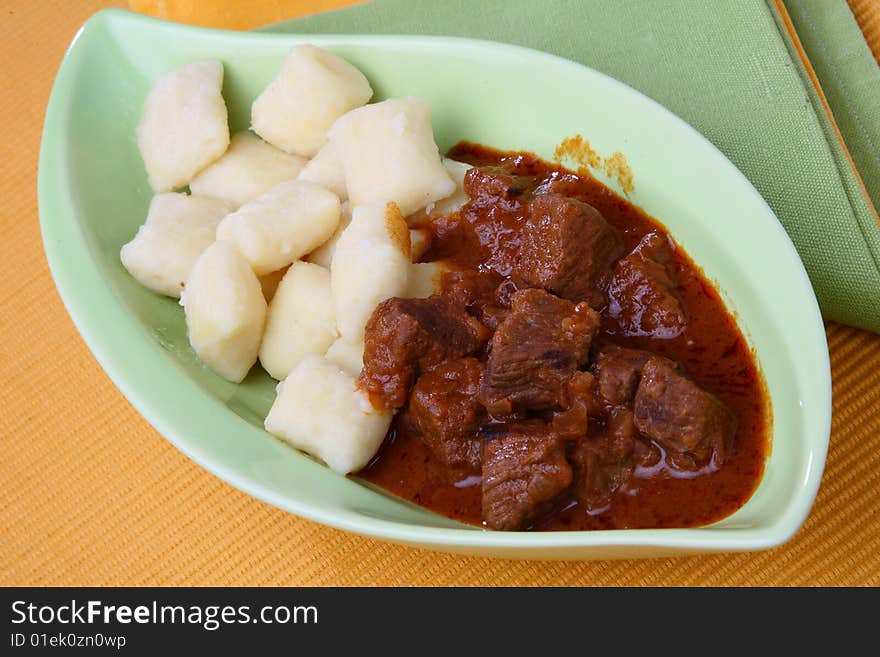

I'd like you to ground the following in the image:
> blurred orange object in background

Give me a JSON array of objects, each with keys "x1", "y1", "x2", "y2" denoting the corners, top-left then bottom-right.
[{"x1": 130, "y1": 0, "x2": 368, "y2": 30}]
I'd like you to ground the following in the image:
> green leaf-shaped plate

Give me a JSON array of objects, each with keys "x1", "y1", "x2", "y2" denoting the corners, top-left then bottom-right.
[{"x1": 38, "y1": 9, "x2": 830, "y2": 559}]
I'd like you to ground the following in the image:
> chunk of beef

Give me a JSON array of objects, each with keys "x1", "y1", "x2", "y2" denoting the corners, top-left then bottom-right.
[
  {"x1": 573, "y1": 408, "x2": 638, "y2": 512},
  {"x1": 459, "y1": 167, "x2": 538, "y2": 278},
  {"x1": 480, "y1": 288, "x2": 600, "y2": 416},
  {"x1": 359, "y1": 296, "x2": 491, "y2": 410},
  {"x1": 463, "y1": 166, "x2": 533, "y2": 200},
  {"x1": 407, "y1": 358, "x2": 486, "y2": 477},
  {"x1": 608, "y1": 232, "x2": 687, "y2": 338},
  {"x1": 419, "y1": 214, "x2": 483, "y2": 264},
  {"x1": 481, "y1": 422, "x2": 572, "y2": 530},
  {"x1": 551, "y1": 371, "x2": 603, "y2": 440},
  {"x1": 513, "y1": 194, "x2": 623, "y2": 305},
  {"x1": 440, "y1": 269, "x2": 510, "y2": 331},
  {"x1": 592, "y1": 344, "x2": 653, "y2": 408},
  {"x1": 633, "y1": 356, "x2": 736, "y2": 468},
  {"x1": 532, "y1": 171, "x2": 582, "y2": 197},
  {"x1": 606, "y1": 406, "x2": 639, "y2": 463}
]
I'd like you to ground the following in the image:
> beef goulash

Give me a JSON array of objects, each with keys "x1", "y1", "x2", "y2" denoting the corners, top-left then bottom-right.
[
  {"x1": 358, "y1": 144, "x2": 769, "y2": 531},
  {"x1": 123, "y1": 48, "x2": 768, "y2": 533}
]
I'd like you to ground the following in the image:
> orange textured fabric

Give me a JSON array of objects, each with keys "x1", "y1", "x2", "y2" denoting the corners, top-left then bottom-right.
[
  {"x1": 850, "y1": 0, "x2": 880, "y2": 62},
  {"x1": 2, "y1": 0, "x2": 879, "y2": 586},
  {"x1": 129, "y1": 0, "x2": 368, "y2": 29}
]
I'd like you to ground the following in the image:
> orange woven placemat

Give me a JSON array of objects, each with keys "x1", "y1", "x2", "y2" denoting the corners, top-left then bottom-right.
[
  {"x1": 2, "y1": 0, "x2": 878, "y2": 586},
  {"x1": 852, "y1": 0, "x2": 880, "y2": 61}
]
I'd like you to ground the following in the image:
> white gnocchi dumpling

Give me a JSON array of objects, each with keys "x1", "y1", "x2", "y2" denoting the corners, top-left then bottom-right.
[
  {"x1": 324, "y1": 337, "x2": 364, "y2": 377},
  {"x1": 120, "y1": 193, "x2": 232, "y2": 298},
  {"x1": 329, "y1": 97, "x2": 455, "y2": 217},
  {"x1": 181, "y1": 240, "x2": 267, "y2": 383},
  {"x1": 251, "y1": 44, "x2": 373, "y2": 157},
  {"x1": 190, "y1": 132, "x2": 307, "y2": 208},
  {"x1": 297, "y1": 139, "x2": 347, "y2": 201},
  {"x1": 259, "y1": 262, "x2": 337, "y2": 381},
  {"x1": 405, "y1": 261, "x2": 450, "y2": 299},
  {"x1": 215, "y1": 180, "x2": 340, "y2": 275},
  {"x1": 264, "y1": 355, "x2": 392, "y2": 474},
  {"x1": 137, "y1": 60, "x2": 230, "y2": 192},
  {"x1": 429, "y1": 159, "x2": 473, "y2": 216},
  {"x1": 409, "y1": 228, "x2": 430, "y2": 262},
  {"x1": 331, "y1": 202, "x2": 411, "y2": 342},
  {"x1": 305, "y1": 201, "x2": 351, "y2": 269}
]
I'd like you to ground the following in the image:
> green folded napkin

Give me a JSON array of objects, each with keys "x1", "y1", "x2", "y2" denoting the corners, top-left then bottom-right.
[{"x1": 268, "y1": 0, "x2": 880, "y2": 332}]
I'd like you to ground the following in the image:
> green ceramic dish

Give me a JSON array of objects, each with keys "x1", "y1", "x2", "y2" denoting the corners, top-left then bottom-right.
[{"x1": 39, "y1": 9, "x2": 831, "y2": 559}]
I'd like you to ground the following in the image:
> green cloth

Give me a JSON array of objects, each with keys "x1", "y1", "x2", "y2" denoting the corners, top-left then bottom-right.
[
  {"x1": 269, "y1": 0, "x2": 880, "y2": 332},
  {"x1": 784, "y1": 0, "x2": 880, "y2": 218}
]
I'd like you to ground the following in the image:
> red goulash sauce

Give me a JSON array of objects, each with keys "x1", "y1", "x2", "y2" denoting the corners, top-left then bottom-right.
[{"x1": 358, "y1": 143, "x2": 770, "y2": 531}]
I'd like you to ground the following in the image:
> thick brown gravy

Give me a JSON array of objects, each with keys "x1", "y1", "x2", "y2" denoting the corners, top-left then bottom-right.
[{"x1": 358, "y1": 143, "x2": 769, "y2": 531}]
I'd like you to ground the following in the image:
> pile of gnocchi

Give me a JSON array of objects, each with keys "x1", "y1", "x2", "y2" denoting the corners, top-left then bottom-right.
[{"x1": 121, "y1": 45, "x2": 471, "y2": 475}]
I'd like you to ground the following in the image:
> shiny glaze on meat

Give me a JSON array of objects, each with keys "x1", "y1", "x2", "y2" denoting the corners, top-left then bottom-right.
[{"x1": 358, "y1": 143, "x2": 769, "y2": 531}]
